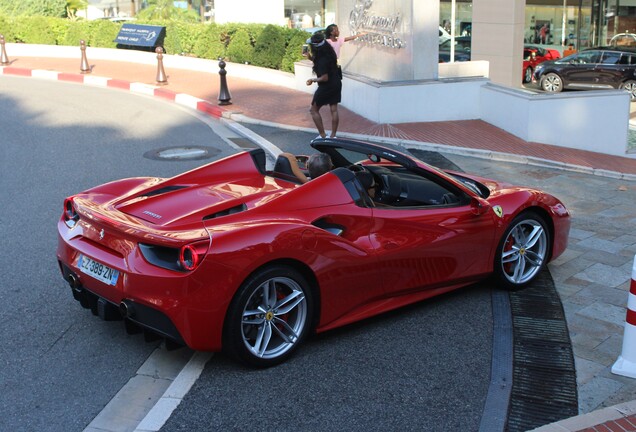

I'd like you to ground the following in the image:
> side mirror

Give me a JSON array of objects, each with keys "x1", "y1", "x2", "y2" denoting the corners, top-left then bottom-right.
[{"x1": 470, "y1": 197, "x2": 491, "y2": 216}]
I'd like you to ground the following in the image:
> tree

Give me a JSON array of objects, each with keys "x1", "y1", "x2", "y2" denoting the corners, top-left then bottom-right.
[{"x1": 137, "y1": 0, "x2": 199, "y2": 22}]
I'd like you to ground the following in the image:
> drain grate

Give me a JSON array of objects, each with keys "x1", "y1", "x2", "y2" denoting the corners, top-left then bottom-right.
[{"x1": 506, "y1": 270, "x2": 578, "y2": 432}]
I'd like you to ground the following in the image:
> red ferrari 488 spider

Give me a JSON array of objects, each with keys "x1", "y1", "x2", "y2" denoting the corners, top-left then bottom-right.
[{"x1": 57, "y1": 139, "x2": 570, "y2": 367}]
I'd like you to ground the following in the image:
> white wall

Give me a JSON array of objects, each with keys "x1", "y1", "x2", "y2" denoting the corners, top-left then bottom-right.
[
  {"x1": 480, "y1": 84, "x2": 630, "y2": 156},
  {"x1": 297, "y1": 58, "x2": 629, "y2": 156},
  {"x1": 214, "y1": 0, "x2": 285, "y2": 26}
]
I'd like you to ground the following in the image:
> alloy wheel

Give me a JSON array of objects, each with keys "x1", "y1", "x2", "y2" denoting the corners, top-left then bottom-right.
[
  {"x1": 541, "y1": 73, "x2": 562, "y2": 93},
  {"x1": 240, "y1": 276, "x2": 308, "y2": 359},
  {"x1": 500, "y1": 218, "x2": 548, "y2": 286}
]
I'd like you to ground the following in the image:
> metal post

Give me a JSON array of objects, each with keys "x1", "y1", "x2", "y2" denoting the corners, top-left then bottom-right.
[
  {"x1": 80, "y1": 40, "x2": 90, "y2": 74},
  {"x1": 155, "y1": 47, "x2": 168, "y2": 86},
  {"x1": 0, "y1": 34, "x2": 10, "y2": 66},
  {"x1": 218, "y1": 60, "x2": 232, "y2": 105}
]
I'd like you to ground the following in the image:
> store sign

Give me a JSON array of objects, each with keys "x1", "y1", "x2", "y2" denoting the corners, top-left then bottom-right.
[{"x1": 349, "y1": 0, "x2": 405, "y2": 49}]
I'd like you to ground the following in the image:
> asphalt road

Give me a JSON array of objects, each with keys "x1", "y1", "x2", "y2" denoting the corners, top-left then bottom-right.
[
  {"x1": 0, "y1": 76, "x2": 238, "y2": 431},
  {"x1": 0, "y1": 76, "x2": 494, "y2": 431}
]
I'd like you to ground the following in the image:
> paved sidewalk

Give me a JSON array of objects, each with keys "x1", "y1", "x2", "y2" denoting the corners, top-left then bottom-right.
[{"x1": 3, "y1": 46, "x2": 636, "y2": 432}]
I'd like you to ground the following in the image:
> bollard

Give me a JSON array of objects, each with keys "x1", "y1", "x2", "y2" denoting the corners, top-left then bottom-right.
[
  {"x1": 155, "y1": 47, "x2": 168, "y2": 86},
  {"x1": 612, "y1": 254, "x2": 636, "y2": 378},
  {"x1": 0, "y1": 34, "x2": 10, "y2": 66},
  {"x1": 80, "y1": 40, "x2": 90, "y2": 74},
  {"x1": 218, "y1": 60, "x2": 232, "y2": 105}
]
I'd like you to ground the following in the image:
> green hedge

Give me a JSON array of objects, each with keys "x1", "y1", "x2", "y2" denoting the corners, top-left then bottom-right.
[{"x1": 0, "y1": 14, "x2": 309, "y2": 72}]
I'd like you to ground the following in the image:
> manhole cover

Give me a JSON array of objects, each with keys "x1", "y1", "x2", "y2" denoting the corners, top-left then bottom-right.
[{"x1": 143, "y1": 146, "x2": 221, "y2": 161}]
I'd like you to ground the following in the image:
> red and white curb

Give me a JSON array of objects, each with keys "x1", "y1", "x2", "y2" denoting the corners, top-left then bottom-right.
[
  {"x1": 612, "y1": 254, "x2": 636, "y2": 378},
  {"x1": 0, "y1": 65, "x2": 226, "y2": 120}
]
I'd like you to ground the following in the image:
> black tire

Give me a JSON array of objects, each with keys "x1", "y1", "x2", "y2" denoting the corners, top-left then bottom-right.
[
  {"x1": 619, "y1": 80, "x2": 636, "y2": 101},
  {"x1": 540, "y1": 72, "x2": 563, "y2": 93},
  {"x1": 523, "y1": 66, "x2": 533, "y2": 83},
  {"x1": 493, "y1": 211, "x2": 551, "y2": 290},
  {"x1": 223, "y1": 265, "x2": 314, "y2": 368}
]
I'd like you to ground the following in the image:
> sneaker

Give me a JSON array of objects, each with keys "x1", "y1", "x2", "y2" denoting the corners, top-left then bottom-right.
[{"x1": 315, "y1": 135, "x2": 325, "y2": 140}]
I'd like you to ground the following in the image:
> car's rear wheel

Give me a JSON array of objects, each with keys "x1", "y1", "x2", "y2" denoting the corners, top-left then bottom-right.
[
  {"x1": 620, "y1": 80, "x2": 636, "y2": 100},
  {"x1": 540, "y1": 72, "x2": 563, "y2": 93},
  {"x1": 494, "y1": 212, "x2": 550, "y2": 290},
  {"x1": 224, "y1": 265, "x2": 313, "y2": 368},
  {"x1": 523, "y1": 66, "x2": 533, "y2": 83}
]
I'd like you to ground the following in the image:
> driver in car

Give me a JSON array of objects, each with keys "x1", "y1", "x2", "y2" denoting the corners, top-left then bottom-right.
[{"x1": 281, "y1": 152, "x2": 378, "y2": 199}]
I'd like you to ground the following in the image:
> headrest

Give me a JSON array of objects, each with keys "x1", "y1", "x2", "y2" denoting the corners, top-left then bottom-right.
[{"x1": 354, "y1": 170, "x2": 374, "y2": 190}]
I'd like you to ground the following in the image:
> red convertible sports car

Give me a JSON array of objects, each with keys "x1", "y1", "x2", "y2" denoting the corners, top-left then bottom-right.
[
  {"x1": 57, "y1": 139, "x2": 570, "y2": 367},
  {"x1": 523, "y1": 45, "x2": 561, "y2": 83}
]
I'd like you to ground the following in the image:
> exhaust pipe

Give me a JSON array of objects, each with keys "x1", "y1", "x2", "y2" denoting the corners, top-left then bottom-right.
[
  {"x1": 67, "y1": 273, "x2": 81, "y2": 291},
  {"x1": 119, "y1": 300, "x2": 136, "y2": 319}
]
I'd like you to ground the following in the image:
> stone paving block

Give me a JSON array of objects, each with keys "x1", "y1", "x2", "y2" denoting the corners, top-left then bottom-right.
[
  {"x1": 551, "y1": 257, "x2": 596, "y2": 283},
  {"x1": 578, "y1": 376, "x2": 624, "y2": 413},
  {"x1": 576, "y1": 263, "x2": 631, "y2": 288},
  {"x1": 576, "y1": 237, "x2": 626, "y2": 254},
  {"x1": 562, "y1": 276, "x2": 593, "y2": 290},
  {"x1": 556, "y1": 282, "x2": 587, "y2": 300},
  {"x1": 568, "y1": 313, "x2": 623, "y2": 340},
  {"x1": 551, "y1": 248, "x2": 585, "y2": 267},
  {"x1": 577, "y1": 301, "x2": 627, "y2": 328},
  {"x1": 580, "y1": 250, "x2": 632, "y2": 268},
  {"x1": 613, "y1": 235, "x2": 636, "y2": 247},
  {"x1": 575, "y1": 356, "x2": 608, "y2": 386},
  {"x1": 562, "y1": 300, "x2": 586, "y2": 316},
  {"x1": 597, "y1": 206, "x2": 636, "y2": 219},
  {"x1": 571, "y1": 334, "x2": 615, "y2": 365},
  {"x1": 571, "y1": 286, "x2": 630, "y2": 309},
  {"x1": 595, "y1": 334, "x2": 625, "y2": 366}
]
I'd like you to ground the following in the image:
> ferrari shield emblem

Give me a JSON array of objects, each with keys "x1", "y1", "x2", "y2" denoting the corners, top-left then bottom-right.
[{"x1": 493, "y1": 205, "x2": 504, "y2": 218}]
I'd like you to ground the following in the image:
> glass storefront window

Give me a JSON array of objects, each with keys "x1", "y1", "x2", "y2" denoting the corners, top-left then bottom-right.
[
  {"x1": 440, "y1": 0, "x2": 473, "y2": 62},
  {"x1": 284, "y1": 0, "x2": 335, "y2": 30}
]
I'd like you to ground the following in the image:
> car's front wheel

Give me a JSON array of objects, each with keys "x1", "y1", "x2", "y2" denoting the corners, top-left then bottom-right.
[
  {"x1": 620, "y1": 80, "x2": 636, "y2": 100},
  {"x1": 223, "y1": 265, "x2": 314, "y2": 368},
  {"x1": 523, "y1": 66, "x2": 533, "y2": 83},
  {"x1": 540, "y1": 72, "x2": 563, "y2": 93},
  {"x1": 494, "y1": 212, "x2": 550, "y2": 290}
]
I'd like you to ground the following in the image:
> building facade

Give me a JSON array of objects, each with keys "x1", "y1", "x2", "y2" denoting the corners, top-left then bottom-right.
[{"x1": 277, "y1": 0, "x2": 636, "y2": 50}]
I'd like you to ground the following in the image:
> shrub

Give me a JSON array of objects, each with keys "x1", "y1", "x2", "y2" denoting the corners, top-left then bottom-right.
[
  {"x1": 60, "y1": 19, "x2": 90, "y2": 46},
  {"x1": 13, "y1": 16, "x2": 57, "y2": 44},
  {"x1": 0, "y1": 0, "x2": 66, "y2": 17},
  {"x1": 164, "y1": 21, "x2": 205, "y2": 55},
  {"x1": 225, "y1": 27, "x2": 253, "y2": 64},
  {"x1": 281, "y1": 30, "x2": 307, "y2": 73},
  {"x1": 0, "y1": 14, "x2": 16, "y2": 42},
  {"x1": 88, "y1": 19, "x2": 119, "y2": 48},
  {"x1": 252, "y1": 24, "x2": 285, "y2": 69},
  {"x1": 193, "y1": 23, "x2": 226, "y2": 59}
]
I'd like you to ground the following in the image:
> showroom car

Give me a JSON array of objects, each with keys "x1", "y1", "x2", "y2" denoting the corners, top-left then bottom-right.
[
  {"x1": 439, "y1": 37, "x2": 471, "y2": 63},
  {"x1": 533, "y1": 46, "x2": 636, "y2": 99},
  {"x1": 523, "y1": 45, "x2": 561, "y2": 83},
  {"x1": 57, "y1": 138, "x2": 570, "y2": 367}
]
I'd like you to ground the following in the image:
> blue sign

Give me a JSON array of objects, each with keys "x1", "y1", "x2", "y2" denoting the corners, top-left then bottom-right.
[{"x1": 115, "y1": 24, "x2": 165, "y2": 48}]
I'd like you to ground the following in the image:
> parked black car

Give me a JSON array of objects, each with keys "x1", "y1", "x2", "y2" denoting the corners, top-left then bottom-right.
[
  {"x1": 438, "y1": 37, "x2": 471, "y2": 63},
  {"x1": 533, "y1": 46, "x2": 636, "y2": 100}
]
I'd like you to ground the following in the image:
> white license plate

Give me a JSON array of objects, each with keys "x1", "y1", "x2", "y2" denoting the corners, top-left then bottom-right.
[{"x1": 78, "y1": 255, "x2": 119, "y2": 286}]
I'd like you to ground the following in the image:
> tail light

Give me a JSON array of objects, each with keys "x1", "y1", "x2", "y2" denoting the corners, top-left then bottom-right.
[
  {"x1": 179, "y1": 240, "x2": 209, "y2": 271},
  {"x1": 63, "y1": 197, "x2": 79, "y2": 228},
  {"x1": 139, "y1": 239, "x2": 209, "y2": 273}
]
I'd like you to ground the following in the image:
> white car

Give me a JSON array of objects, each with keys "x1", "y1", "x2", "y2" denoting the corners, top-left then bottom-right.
[{"x1": 439, "y1": 26, "x2": 451, "y2": 44}]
